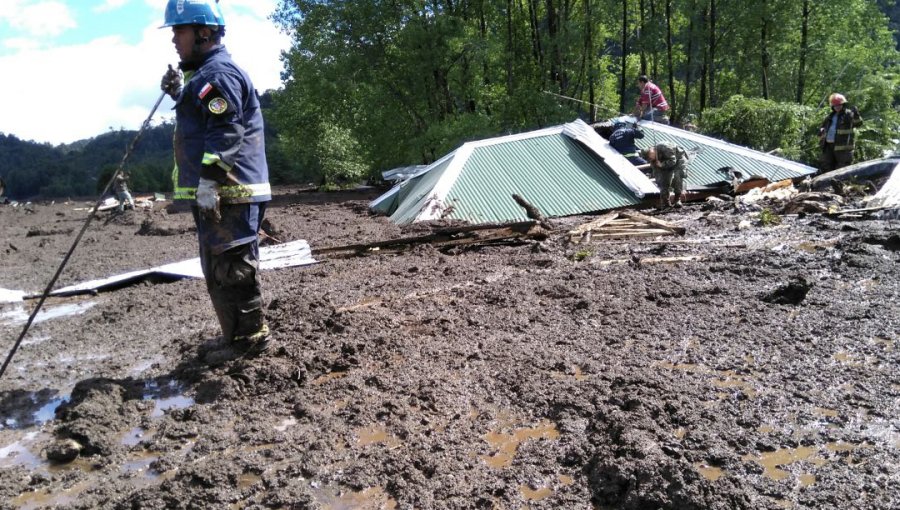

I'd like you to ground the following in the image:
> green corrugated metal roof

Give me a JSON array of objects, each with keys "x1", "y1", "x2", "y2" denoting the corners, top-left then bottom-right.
[
  {"x1": 635, "y1": 124, "x2": 816, "y2": 189},
  {"x1": 390, "y1": 155, "x2": 454, "y2": 224},
  {"x1": 444, "y1": 134, "x2": 639, "y2": 224}
]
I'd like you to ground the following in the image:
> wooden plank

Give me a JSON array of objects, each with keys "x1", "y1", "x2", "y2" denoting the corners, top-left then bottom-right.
[
  {"x1": 617, "y1": 210, "x2": 686, "y2": 235},
  {"x1": 314, "y1": 221, "x2": 546, "y2": 258},
  {"x1": 568, "y1": 212, "x2": 620, "y2": 236}
]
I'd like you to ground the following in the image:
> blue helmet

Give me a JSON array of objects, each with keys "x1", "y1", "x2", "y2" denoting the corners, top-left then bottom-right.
[{"x1": 161, "y1": 0, "x2": 225, "y2": 28}]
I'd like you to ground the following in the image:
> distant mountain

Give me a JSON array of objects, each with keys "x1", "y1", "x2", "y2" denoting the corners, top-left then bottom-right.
[{"x1": 0, "y1": 123, "x2": 175, "y2": 200}]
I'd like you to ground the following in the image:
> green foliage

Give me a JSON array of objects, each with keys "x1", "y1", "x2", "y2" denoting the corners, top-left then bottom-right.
[
  {"x1": 699, "y1": 95, "x2": 820, "y2": 163},
  {"x1": 572, "y1": 249, "x2": 592, "y2": 262},
  {"x1": 758, "y1": 208, "x2": 783, "y2": 227}
]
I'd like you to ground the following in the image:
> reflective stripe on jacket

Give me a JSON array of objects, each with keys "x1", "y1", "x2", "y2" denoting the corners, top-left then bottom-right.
[
  {"x1": 820, "y1": 108, "x2": 863, "y2": 152},
  {"x1": 172, "y1": 46, "x2": 271, "y2": 204}
]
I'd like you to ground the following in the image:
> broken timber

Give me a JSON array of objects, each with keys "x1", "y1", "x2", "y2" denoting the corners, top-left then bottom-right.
[
  {"x1": 568, "y1": 210, "x2": 685, "y2": 244},
  {"x1": 314, "y1": 221, "x2": 549, "y2": 258}
]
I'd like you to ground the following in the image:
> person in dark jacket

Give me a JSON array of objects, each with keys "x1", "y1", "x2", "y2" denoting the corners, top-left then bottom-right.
[
  {"x1": 819, "y1": 93, "x2": 863, "y2": 173},
  {"x1": 159, "y1": 0, "x2": 272, "y2": 347},
  {"x1": 608, "y1": 122, "x2": 647, "y2": 166}
]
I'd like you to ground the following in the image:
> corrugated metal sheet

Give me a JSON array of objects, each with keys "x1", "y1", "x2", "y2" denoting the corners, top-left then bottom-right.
[
  {"x1": 390, "y1": 156, "x2": 455, "y2": 224},
  {"x1": 444, "y1": 134, "x2": 639, "y2": 224},
  {"x1": 634, "y1": 123, "x2": 816, "y2": 188}
]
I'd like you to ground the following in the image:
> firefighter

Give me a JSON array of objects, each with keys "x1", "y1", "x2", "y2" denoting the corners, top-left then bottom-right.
[
  {"x1": 819, "y1": 93, "x2": 863, "y2": 173},
  {"x1": 159, "y1": 0, "x2": 272, "y2": 347}
]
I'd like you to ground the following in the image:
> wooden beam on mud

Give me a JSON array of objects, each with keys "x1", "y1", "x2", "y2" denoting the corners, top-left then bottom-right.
[
  {"x1": 568, "y1": 210, "x2": 685, "y2": 244},
  {"x1": 313, "y1": 221, "x2": 549, "y2": 258}
]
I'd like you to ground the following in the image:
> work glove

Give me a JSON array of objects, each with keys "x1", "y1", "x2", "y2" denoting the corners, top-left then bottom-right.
[
  {"x1": 196, "y1": 177, "x2": 221, "y2": 222},
  {"x1": 161, "y1": 64, "x2": 183, "y2": 100}
]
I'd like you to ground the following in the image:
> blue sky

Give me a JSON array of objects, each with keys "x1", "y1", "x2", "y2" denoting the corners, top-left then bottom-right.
[{"x1": 0, "y1": 1, "x2": 291, "y2": 145}]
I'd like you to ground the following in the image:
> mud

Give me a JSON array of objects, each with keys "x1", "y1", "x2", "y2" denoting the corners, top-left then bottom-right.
[{"x1": 0, "y1": 188, "x2": 898, "y2": 509}]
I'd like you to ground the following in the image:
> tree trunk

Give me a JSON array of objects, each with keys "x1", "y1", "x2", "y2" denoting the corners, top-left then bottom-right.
[
  {"x1": 760, "y1": 1, "x2": 770, "y2": 99},
  {"x1": 639, "y1": 0, "x2": 647, "y2": 74},
  {"x1": 546, "y1": 0, "x2": 561, "y2": 89},
  {"x1": 507, "y1": 0, "x2": 514, "y2": 93},
  {"x1": 650, "y1": 0, "x2": 658, "y2": 79},
  {"x1": 666, "y1": 0, "x2": 675, "y2": 118},
  {"x1": 682, "y1": 4, "x2": 695, "y2": 119},
  {"x1": 619, "y1": 0, "x2": 629, "y2": 113},
  {"x1": 699, "y1": 3, "x2": 709, "y2": 111},
  {"x1": 527, "y1": 0, "x2": 543, "y2": 69},
  {"x1": 796, "y1": 0, "x2": 809, "y2": 103},
  {"x1": 586, "y1": 0, "x2": 596, "y2": 121},
  {"x1": 707, "y1": 0, "x2": 717, "y2": 107}
]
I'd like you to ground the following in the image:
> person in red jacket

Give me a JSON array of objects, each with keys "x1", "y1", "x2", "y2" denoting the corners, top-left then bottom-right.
[{"x1": 632, "y1": 75, "x2": 670, "y2": 125}]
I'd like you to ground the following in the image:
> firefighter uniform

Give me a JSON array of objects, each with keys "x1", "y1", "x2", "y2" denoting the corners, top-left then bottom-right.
[{"x1": 173, "y1": 44, "x2": 271, "y2": 343}]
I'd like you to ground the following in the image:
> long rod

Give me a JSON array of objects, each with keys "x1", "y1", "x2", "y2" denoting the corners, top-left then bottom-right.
[{"x1": 0, "y1": 92, "x2": 167, "y2": 382}]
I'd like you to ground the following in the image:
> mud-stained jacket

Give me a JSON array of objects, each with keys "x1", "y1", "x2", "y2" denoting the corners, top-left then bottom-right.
[
  {"x1": 172, "y1": 45, "x2": 270, "y2": 204},
  {"x1": 652, "y1": 141, "x2": 688, "y2": 175},
  {"x1": 819, "y1": 107, "x2": 863, "y2": 153}
]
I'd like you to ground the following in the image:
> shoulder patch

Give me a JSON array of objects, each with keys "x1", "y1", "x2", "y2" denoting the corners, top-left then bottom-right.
[
  {"x1": 198, "y1": 82, "x2": 214, "y2": 100},
  {"x1": 208, "y1": 97, "x2": 228, "y2": 115}
]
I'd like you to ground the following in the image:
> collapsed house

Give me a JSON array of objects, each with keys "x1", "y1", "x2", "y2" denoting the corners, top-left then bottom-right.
[
  {"x1": 372, "y1": 119, "x2": 818, "y2": 225},
  {"x1": 370, "y1": 119, "x2": 657, "y2": 225},
  {"x1": 629, "y1": 120, "x2": 818, "y2": 191}
]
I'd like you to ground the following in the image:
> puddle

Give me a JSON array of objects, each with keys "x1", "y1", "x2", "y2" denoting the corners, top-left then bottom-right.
[
  {"x1": 480, "y1": 420, "x2": 560, "y2": 469},
  {"x1": 310, "y1": 484, "x2": 397, "y2": 510},
  {"x1": 354, "y1": 425, "x2": 402, "y2": 448},
  {"x1": 121, "y1": 427, "x2": 150, "y2": 447},
  {"x1": 673, "y1": 428, "x2": 687, "y2": 439},
  {"x1": 0, "y1": 431, "x2": 44, "y2": 469},
  {"x1": 813, "y1": 407, "x2": 839, "y2": 418},
  {"x1": 657, "y1": 362, "x2": 760, "y2": 399},
  {"x1": 758, "y1": 424, "x2": 775, "y2": 434},
  {"x1": 558, "y1": 474, "x2": 574, "y2": 486},
  {"x1": 0, "y1": 300, "x2": 97, "y2": 327},
  {"x1": 743, "y1": 446, "x2": 819, "y2": 481},
  {"x1": 122, "y1": 451, "x2": 158, "y2": 474},
  {"x1": 12, "y1": 480, "x2": 93, "y2": 510},
  {"x1": 694, "y1": 462, "x2": 725, "y2": 481},
  {"x1": 238, "y1": 472, "x2": 263, "y2": 490},
  {"x1": 0, "y1": 392, "x2": 69, "y2": 430},
  {"x1": 143, "y1": 380, "x2": 194, "y2": 418},
  {"x1": 520, "y1": 484, "x2": 553, "y2": 501},
  {"x1": 798, "y1": 473, "x2": 816, "y2": 487}
]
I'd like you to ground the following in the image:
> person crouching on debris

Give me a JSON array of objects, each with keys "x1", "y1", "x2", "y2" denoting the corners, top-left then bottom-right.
[
  {"x1": 159, "y1": 0, "x2": 272, "y2": 347},
  {"x1": 114, "y1": 174, "x2": 135, "y2": 212},
  {"x1": 632, "y1": 75, "x2": 670, "y2": 125},
  {"x1": 640, "y1": 141, "x2": 689, "y2": 209},
  {"x1": 818, "y1": 93, "x2": 862, "y2": 173}
]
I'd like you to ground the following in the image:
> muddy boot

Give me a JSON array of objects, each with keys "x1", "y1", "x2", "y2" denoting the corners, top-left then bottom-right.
[
  {"x1": 673, "y1": 200, "x2": 683, "y2": 208},
  {"x1": 232, "y1": 308, "x2": 270, "y2": 353},
  {"x1": 658, "y1": 192, "x2": 670, "y2": 210}
]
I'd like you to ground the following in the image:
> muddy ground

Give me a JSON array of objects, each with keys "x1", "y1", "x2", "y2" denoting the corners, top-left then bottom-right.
[{"x1": 0, "y1": 186, "x2": 897, "y2": 510}]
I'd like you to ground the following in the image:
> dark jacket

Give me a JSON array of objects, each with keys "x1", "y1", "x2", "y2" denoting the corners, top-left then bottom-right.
[
  {"x1": 608, "y1": 127, "x2": 644, "y2": 157},
  {"x1": 173, "y1": 46, "x2": 270, "y2": 204},
  {"x1": 820, "y1": 106, "x2": 863, "y2": 153}
]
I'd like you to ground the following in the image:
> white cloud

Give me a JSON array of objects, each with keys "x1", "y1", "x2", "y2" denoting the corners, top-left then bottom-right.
[
  {"x1": 93, "y1": 0, "x2": 129, "y2": 14},
  {"x1": 0, "y1": 1, "x2": 76, "y2": 37},
  {"x1": 0, "y1": 5, "x2": 290, "y2": 145}
]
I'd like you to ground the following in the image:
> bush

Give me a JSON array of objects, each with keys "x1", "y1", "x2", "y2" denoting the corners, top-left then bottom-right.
[{"x1": 698, "y1": 95, "x2": 820, "y2": 164}]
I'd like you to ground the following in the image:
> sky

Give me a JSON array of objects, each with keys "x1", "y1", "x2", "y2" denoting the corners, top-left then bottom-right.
[{"x1": 0, "y1": 0, "x2": 292, "y2": 145}]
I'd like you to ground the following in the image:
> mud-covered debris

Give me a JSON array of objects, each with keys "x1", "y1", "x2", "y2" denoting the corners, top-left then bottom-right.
[
  {"x1": 763, "y1": 277, "x2": 812, "y2": 305},
  {"x1": 781, "y1": 192, "x2": 843, "y2": 215},
  {"x1": 136, "y1": 218, "x2": 195, "y2": 236},
  {"x1": 44, "y1": 438, "x2": 83, "y2": 463},
  {"x1": 26, "y1": 226, "x2": 72, "y2": 237}
]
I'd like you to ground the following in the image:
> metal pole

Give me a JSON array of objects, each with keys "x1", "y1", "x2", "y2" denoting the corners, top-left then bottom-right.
[{"x1": 0, "y1": 92, "x2": 167, "y2": 382}]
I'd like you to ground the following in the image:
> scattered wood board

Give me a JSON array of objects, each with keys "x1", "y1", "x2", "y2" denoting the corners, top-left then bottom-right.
[
  {"x1": 314, "y1": 221, "x2": 548, "y2": 258},
  {"x1": 568, "y1": 210, "x2": 684, "y2": 244}
]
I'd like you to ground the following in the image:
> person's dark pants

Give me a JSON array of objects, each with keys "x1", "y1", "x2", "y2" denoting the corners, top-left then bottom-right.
[
  {"x1": 192, "y1": 203, "x2": 267, "y2": 341},
  {"x1": 820, "y1": 143, "x2": 853, "y2": 173},
  {"x1": 626, "y1": 155, "x2": 648, "y2": 166}
]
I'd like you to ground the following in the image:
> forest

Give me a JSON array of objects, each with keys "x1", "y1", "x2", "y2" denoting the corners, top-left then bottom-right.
[{"x1": 1, "y1": 0, "x2": 898, "y2": 199}]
